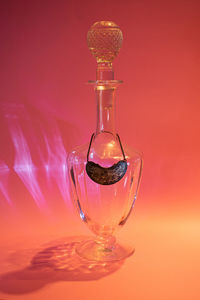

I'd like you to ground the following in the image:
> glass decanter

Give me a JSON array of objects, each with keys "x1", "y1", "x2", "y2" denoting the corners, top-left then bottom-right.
[{"x1": 68, "y1": 21, "x2": 143, "y2": 262}]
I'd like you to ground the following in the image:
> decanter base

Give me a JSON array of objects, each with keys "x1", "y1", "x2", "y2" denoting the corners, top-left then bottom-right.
[{"x1": 76, "y1": 238, "x2": 134, "y2": 262}]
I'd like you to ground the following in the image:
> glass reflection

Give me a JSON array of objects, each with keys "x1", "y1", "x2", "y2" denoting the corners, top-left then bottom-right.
[
  {"x1": 0, "y1": 162, "x2": 11, "y2": 205},
  {"x1": 0, "y1": 102, "x2": 71, "y2": 211}
]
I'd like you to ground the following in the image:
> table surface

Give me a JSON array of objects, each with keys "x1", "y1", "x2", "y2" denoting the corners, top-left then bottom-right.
[{"x1": 0, "y1": 209, "x2": 199, "y2": 300}]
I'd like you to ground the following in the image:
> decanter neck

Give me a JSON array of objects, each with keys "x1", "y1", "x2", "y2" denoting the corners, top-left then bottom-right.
[
  {"x1": 96, "y1": 62, "x2": 114, "y2": 80},
  {"x1": 95, "y1": 86, "x2": 116, "y2": 136}
]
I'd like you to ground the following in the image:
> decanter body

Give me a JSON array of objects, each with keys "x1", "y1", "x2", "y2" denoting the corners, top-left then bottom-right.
[{"x1": 68, "y1": 21, "x2": 142, "y2": 261}]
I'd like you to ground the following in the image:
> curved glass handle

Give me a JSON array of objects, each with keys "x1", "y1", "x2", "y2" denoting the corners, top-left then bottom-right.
[{"x1": 87, "y1": 132, "x2": 126, "y2": 162}]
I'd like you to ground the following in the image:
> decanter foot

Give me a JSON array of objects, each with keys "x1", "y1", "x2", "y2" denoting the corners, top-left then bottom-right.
[{"x1": 76, "y1": 237, "x2": 134, "y2": 262}]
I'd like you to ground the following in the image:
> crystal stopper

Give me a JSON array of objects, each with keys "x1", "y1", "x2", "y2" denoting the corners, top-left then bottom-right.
[{"x1": 87, "y1": 21, "x2": 123, "y2": 63}]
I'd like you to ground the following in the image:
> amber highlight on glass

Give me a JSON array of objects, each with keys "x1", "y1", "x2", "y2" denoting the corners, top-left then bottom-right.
[{"x1": 68, "y1": 21, "x2": 142, "y2": 261}]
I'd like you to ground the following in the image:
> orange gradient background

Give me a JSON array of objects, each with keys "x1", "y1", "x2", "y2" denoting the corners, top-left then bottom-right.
[{"x1": 0, "y1": 1, "x2": 200, "y2": 299}]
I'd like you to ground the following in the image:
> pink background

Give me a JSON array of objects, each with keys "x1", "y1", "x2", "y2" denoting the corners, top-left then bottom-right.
[{"x1": 0, "y1": 1, "x2": 200, "y2": 299}]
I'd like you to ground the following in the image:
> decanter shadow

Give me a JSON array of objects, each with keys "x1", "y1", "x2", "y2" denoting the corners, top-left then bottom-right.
[{"x1": 0, "y1": 236, "x2": 126, "y2": 295}]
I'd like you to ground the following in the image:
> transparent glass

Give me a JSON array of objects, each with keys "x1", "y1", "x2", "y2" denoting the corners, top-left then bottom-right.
[
  {"x1": 68, "y1": 20, "x2": 142, "y2": 261},
  {"x1": 68, "y1": 81, "x2": 142, "y2": 262}
]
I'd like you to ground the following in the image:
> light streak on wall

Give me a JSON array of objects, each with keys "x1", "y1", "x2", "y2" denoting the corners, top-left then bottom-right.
[
  {"x1": 42, "y1": 124, "x2": 70, "y2": 205},
  {"x1": 0, "y1": 162, "x2": 11, "y2": 206},
  {"x1": 2, "y1": 103, "x2": 71, "y2": 211},
  {"x1": 7, "y1": 115, "x2": 47, "y2": 211}
]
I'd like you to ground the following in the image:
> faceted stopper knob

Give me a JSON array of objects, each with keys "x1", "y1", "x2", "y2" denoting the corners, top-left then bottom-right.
[{"x1": 87, "y1": 21, "x2": 123, "y2": 63}]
